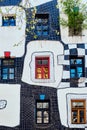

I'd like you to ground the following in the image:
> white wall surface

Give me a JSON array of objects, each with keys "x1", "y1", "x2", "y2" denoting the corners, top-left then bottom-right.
[
  {"x1": 58, "y1": 0, "x2": 87, "y2": 44},
  {"x1": 0, "y1": 84, "x2": 20, "y2": 127},
  {"x1": 57, "y1": 87, "x2": 87, "y2": 128},
  {"x1": 0, "y1": 6, "x2": 26, "y2": 57},
  {"x1": 22, "y1": 40, "x2": 63, "y2": 88}
]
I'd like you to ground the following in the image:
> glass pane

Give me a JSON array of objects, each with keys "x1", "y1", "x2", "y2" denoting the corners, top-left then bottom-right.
[
  {"x1": 3, "y1": 60, "x2": 14, "y2": 65},
  {"x1": 70, "y1": 59, "x2": 76, "y2": 64},
  {"x1": 77, "y1": 67, "x2": 82, "y2": 73},
  {"x1": 43, "y1": 103, "x2": 49, "y2": 108},
  {"x1": 9, "y1": 68, "x2": 14, "y2": 73},
  {"x1": 37, "y1": 103, "x2": 43, "y2": 108},
  {"x1": 36, "y1": 68, "x2": 41, "y2": 73},
  {"x1": 43, "y1": 26, "x2": 48, "y2": 30},
  {"x1": 36, "y1": 26, "x2": 42, "y2": 30},
  {"x1": 42, "y1": 60, "x2": 48, "y2": 65},
  {"x1": 37, "y1": 111, "x2": 42, "y2": 117},
  {"x1": 70, "y1": 69, "x2": 75, "y2": 73},
  {"x1": 2, "y1": 74, "x2": 8, "y2": 79},
  {"x1": 76, "y1": 59, "x2": 82, "y2": 64},
  {"x1": 36, "y1": 74, "x2": 42, "y2": 79},
  {"x1": 72, "y1": 102, "x2": 84, "y2": 107},
  {"x1": 3, "y1": 68, "x2": 8, "y2": 73},
  {"x1": 72, "y1": 111, "x2": 77, "y2": 117},
  {"x1": 37, "y1": 31, "x2": 42, "y2": 36},
  {"x1": 80, "y1": 110, "x2": 84, "y2": 117},
  {"x1": 72, "y1": 116, "x2": 78, "y2": 123},
  {"x1": 43, "y1": 111, "x2": 49, "y2": 123},
  {"x1": 77, "y1": 73, "x2": 83, "y2": 78},
  {"x1": 80, "y1": 117, "x2": 84, "y2": 123},
  {"x1": 71, "y1": 73, "x2": 75, "y2": 78},
  {"x1": 9, "y1": 74, "x2": 14, "y2": 79},
  {"x1": 43, "y1": 31, "x2": 48, "y2": 36},
  {"x1": 37, "y1": 118, "x2": 42, "y2": 123}
]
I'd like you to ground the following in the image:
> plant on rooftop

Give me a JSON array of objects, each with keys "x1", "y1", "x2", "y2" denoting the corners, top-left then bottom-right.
[{"x1": 59, "y1": 0, "x2": 87, "y2": 36}]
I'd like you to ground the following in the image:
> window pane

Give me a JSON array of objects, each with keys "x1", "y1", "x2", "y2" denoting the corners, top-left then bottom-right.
[
  {"x1": 70, "y1": 69, "x2": 75, "y2": 73},
  {"x1": 37, "y1": 111, "x2": 42, "y2": 123},
  {"x1": 72, "y1": 102, "x2": 84, "y2": 108},
  {"x1": 72, "y1": 111, "x2": 78, "y2": 116},
  {"x1": 37, "y1": 103, "x2": 43, "y2": 108},
  {"x1": 70, "y1": 59, "x2": 76, "y2": 64},
  {"x1": 42, "y1": 60, "x2": 48, "y2": 65},
  {"x1": 43, "y1": 103, "x2": 49, "y2": 108},
  {"x1": 77, "y1": 67, "x2": 82, "y2": 73},
  {"x1": 9, "y1": 68, "x2": 14, "y2": 73},
  {"x1": 3, "y1": 68, "x2": 8, "y2": 73},
  {"x1": 77, "y1": 73, "x2": 83, "y2": 78},
  {"x1": 76, "y1": 59, "x2": 82, "y2": 64},
  {"x1": 2, "y1": 74, "x2": 8, "y2": 79},
  {"x1": 9, "y1": 74, "x2": 14, "y2": 79},
  {"x1": 71, "y1": 73, "x2": 75, "y2": 78},
  {"x1": 44, "y1": 111, "x2": 49, "y2": 123}
]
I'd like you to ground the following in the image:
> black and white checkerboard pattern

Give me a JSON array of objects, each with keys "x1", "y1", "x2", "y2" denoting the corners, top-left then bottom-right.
[{"x1": 59, "y1": 43, "x2": 87, "y2": 88}]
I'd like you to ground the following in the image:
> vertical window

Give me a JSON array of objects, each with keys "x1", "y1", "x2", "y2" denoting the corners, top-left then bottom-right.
[
  {"x1": 36, "y1": 100, "x2": 50, "y2": 124},
  {"x1": 1, "y1": 59, "x2": 15, "y2": 80},
  {"x1": 2, "y1": 16, "x2": 16, "y2": 26},
  {"x1": 71, "y1": 100, "x2": 86, "y2": 124},
  {"x1": 35, "y1": 14, "x2": 49, "y2": 36},
  {"x1": 35, "y1": 57, "x2": 50, "y2": 79},
  {"x1": 70, "y1": 56, "x2": 84, "y2": 78}
]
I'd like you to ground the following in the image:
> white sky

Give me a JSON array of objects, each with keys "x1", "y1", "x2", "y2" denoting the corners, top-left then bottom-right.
[{"x1": 30, "y1": 0, "x2": 53, "y2": 7}]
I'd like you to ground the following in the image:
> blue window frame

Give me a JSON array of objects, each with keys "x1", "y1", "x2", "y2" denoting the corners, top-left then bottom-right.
[
  {"x1": 70, "y1": 56, "x2": 84, "y2": 78},
  {"x1": 1, "y1": 59, "x2": 15, "y2": 80},
  {"x1": 36, "y1": 100, "x2": 50, "y2": 124},
  {"x1": 2, "y1": 16, "x2": 16, "y2": 26},
  {"x1": 35, "y1": 14, "x2": 49, "y2": 36}
]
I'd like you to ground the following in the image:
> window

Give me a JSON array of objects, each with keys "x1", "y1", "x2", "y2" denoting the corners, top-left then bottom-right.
[
  {"x1": 36, "y1": 100, "x2": 50, "y2": 124},
  {"x1": 1, "y1": 59, "x2": 15, "y2": 80},
  {"x1": 2, "y1": 16, "x2": 16, "y2": 26},
  {"x1": 35, "y1": 14, "x2": 49, "y2": 36},
  {"x1": 35, "y1": 57, "x2": 50, "y2": 79},
  {"x1": 71, "y1": 100, "x2": 86, "y2": 124},
  {"x1": 70, "y1": 56, "x2": 84, "y2": 78}
]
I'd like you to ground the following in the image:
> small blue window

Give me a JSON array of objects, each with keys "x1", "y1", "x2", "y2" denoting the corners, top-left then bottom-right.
[
  {"x1": 40, "y1": 94, "x2": 45, "y2": 100},
  {"x1": 70, "y1": 57, "x2": 84, "y2": 78},
  {"x1": 2, "y1": 16, "x2": 16, "y2": 26}
]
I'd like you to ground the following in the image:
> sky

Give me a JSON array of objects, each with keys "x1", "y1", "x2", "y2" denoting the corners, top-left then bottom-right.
[{"x1": 30, "y1": 0, "x2": 53, "y2": 7}]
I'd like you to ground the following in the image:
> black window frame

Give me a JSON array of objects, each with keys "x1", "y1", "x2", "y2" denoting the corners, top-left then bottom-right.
[
  {"x1": 70, "y1": 56, "x2": 84, "y2": 79},
  {"x1": 1, "y1": 59, "x2": 15, "y2": 80},
  {"x1": 36, "y1": 100, "x2": 50, "y2": 124},
  {"x1": 35, "y1": 14, "x2": 49, "y2": 37}
]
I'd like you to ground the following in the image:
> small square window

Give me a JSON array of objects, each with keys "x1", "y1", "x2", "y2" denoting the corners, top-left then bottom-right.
[
  {"x1": 1, "y1": 59, "x2": 15, "y2": 80},
  {"x1": 2, "y1": 16, "x2": 16, "y2": 26},
  {"x1": 71, "y1": 100, "x2": 86, "y2": 124},
  {"x1": 36, "y1": 100, "x2": 50, "y2": 124},
  {"x1": 35, "y1": 57, "x2": 50, "y2": 79}
]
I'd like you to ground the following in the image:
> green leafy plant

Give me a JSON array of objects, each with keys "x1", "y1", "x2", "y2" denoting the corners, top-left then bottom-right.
[{"x1": 59, "y1": 0, "x2": 87, "y2": 36}]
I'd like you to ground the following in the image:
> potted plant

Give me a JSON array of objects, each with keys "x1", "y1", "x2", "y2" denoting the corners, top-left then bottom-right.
[{"x1": 59, "y1": 0, "x2": 87, "y2": 36}]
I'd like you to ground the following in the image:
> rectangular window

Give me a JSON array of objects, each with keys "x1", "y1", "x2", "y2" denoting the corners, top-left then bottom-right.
[
  {"x1": 70, "y1": 56, "x2": 84, "y2": 78},
  {"x1": 1, "y1": 59, "x2": 15, "y2": 80},
  {"x1": 35, "y1": 14, "x2": 49, "y2": 36},
  {"x1": 35, "y1": 57, "x2": 50, "y2": 79},
  {"x1": 71, "y1": 100, "x2": 86, "y2": 124},
  {"x1": 36, "y1": 100, "x2": 50, "y2": 124},
  {"x1": 2, "y1": 16, "x2": 16, "y2": 26}
]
